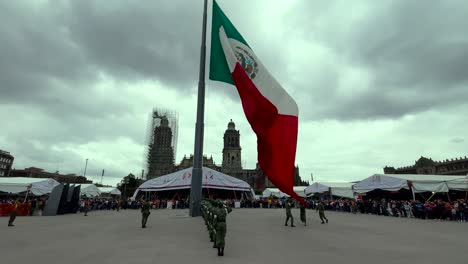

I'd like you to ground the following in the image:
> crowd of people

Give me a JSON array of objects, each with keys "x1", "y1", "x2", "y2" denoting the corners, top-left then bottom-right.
[
  {"x1": 4, "y1": 193, "x2": 468, "y2": 225},
  {"x1": 324, "y1": 198, "x2": 468, "y2": 222}
]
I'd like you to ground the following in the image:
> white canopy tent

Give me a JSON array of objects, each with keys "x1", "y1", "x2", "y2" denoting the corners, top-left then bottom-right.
[
  {"x1": 76, "y1": 184, "x2": 101, "y2": 197},
  {"x1": 353, "y1": 174, "x2": 468, "y2": 194},
  {"x1": 262, "y1": 188, "x2": 287, "y2": 198},
  {"x1": 305, "y1": 182, "x2": 355, "y2": 199},
  {"x1": 98, "y1": 187, "x2": 121, "y2": 196},
  {"x1": 132, "y1": 167, "x2": 254, "y2": 200},
  {"x1": 261, "y1": 186, "x2": 308, "y2": 198},
  {"x1": 0, "y1": 177, "x2": 60, "y2": 195}
]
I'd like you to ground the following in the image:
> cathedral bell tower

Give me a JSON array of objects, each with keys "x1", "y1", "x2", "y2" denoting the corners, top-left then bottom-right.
[{"x1": 222, "y1": 119, "x2": 242, "y2": 173}]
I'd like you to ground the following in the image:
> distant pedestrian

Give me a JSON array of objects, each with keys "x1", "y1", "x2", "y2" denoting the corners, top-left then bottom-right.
[
  {"x1": 316, "y1": 201, "x2": 328, "y2": 224},
  {"x1": 84, "y1": 199, "x2": 90, "y2": 216},
  {"x1": 300, "y1": 203, "x2": 307, "y2": 226},
  {"x1": 285, "y1": 199, "x2": 295, "y2": 227}
]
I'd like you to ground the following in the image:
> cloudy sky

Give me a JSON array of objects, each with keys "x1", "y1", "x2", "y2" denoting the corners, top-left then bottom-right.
[{"x1": 1, "y1": 0, "x2": 467, "y2": 187}]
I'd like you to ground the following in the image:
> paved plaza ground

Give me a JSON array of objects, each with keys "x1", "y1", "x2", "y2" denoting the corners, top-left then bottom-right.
[{"x1": 1, "y1": 209, "x2": 467, "y2": 264}]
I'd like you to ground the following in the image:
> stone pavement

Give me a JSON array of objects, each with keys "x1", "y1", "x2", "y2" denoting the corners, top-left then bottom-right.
[{"x1": 1, "y1": 209, "x2": 467, "y2": 264}]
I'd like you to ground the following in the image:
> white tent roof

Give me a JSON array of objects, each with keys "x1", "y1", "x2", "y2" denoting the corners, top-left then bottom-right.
[
  {"x1": 353, "y1": 174, "x2": 468, "y2": 193},
  {"x1": 305, "y1": 182, "x2": 355, "y2": 199},
  {"x1": 132, "y1": 167, "x2": 254, "y2": 199},
  {"x1": 98, "y1": 187, "x2": 121, "y2": 196},
  {"x1": 262, "y1": 186, "x2": 308, "y2": 198},
  {"x1": 0, "y1": 177, "x2": 60, "y2": 195},
  {"x1": 75, "y1": 184, "x2": 101, "y2": 197},
  {"x1": 262, "y1": 188, "x2": 287, "y2": 198}
]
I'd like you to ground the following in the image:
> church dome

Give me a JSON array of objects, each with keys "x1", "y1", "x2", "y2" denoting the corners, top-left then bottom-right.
[{"x1": 227, "y1": 119, "x2": 235, "y2": 130}]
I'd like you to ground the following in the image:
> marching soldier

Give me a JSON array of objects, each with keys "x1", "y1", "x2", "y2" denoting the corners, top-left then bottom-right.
[
  {"x1": 285, "y1": 198, "x2": 295, "y2": 227},
  {"x1": 8, "y1": 199, "x2": 21, "y2": 227},
  {"x1": 316, "y1": 201, "x2": 329, "y2": 224},
  {"x1": 141, "y1": 199, "x2": 151, "y2": 228},
  {"x1": 300, "y1": 203, "x2": 307, "y2": 226},
  {"x1": 214, "y1": 201, "x2": 232, "y2": 256}
]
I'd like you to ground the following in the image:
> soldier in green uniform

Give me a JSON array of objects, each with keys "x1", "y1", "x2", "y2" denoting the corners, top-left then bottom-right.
[
  {"x1": 141, "y1": 199, "x2": 151, "y2": 228},
  {"x1": 300, "y1": 203, "x2": 307, "y2": 226},
  {"x1": 316, "y1": 201, "x2": 328, "y2": 224},
  {"x1": 285, "y1": 198, "x2": 295, "y2": 227},
  {"x1": 214, "y1": 201, "x2": 232, "y2": 256}
]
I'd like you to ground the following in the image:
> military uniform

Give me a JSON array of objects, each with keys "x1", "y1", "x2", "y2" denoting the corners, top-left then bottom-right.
[
  {"x1": 285, "y1": 200, "x2": 295, "y2": 227},
  {"x1": 300, "y1": 204, "x2": 307, "y2": 226},
  {"x1": 214, "y1": 201, "x2": 232, "y2": 256},
  {"x1": 316, "y1": 202, "x2": 328, "y2": 224},
  {"x1": 141, "y1": 201, "x2": 151, "y2": 228},
  {"x1": 8, "y1": 200, "x2": 20, "y2": 227}
]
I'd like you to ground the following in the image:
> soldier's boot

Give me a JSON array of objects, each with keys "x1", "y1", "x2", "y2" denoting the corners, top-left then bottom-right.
[
  {"x1": 217, "y1": 248, "x2": 222, "y2": 256},
  {"x1": 220, "y1": 248, "x2": 224, "y2": 256}
]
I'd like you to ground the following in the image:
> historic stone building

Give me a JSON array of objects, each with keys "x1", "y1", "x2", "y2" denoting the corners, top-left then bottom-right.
[
  {"x1": 0, "y1": 149, "x2": 14, "y2": 177},
  {"x1": 384, "y1": 156, "x2": 468, "y2": 176},
  {"x1": 146, "y1": 118, "x2": 307, "y2": 191},
  {"x1": 176, "y1": 154, "x2": 221, "y2": 172},
  {"x1": 147, "y1": 116, "x2": 176, "y2": 179}
]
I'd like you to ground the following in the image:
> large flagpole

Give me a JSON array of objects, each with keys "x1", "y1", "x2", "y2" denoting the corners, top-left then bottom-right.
[{"x1": 190, "y1": 0, "x2": 208, "y2": 217}]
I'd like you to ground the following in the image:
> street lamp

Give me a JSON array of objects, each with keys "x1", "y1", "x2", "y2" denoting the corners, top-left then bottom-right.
[
  {"x1": 83, "y1": 158, "x2": 89, "y2": 177},
  {"x1": 123, "y1": 177, "x2": 129, "y2": 199}
]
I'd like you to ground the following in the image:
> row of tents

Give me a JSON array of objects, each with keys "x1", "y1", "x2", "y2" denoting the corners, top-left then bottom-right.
[
  {"x1": 0, "y1": 177, "x2": 121, "y2": 197},
  {"x1": 1, "y1": 170, "x2": 467, "y2": 201},
  {"x1": 263, "y1": 174, "x2": 468, "y2": 199}
]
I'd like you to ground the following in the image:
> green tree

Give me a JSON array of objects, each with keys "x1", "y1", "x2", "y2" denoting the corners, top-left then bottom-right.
[{"x1": 117, "y1": 173, "x2": 144, "y2": 198}]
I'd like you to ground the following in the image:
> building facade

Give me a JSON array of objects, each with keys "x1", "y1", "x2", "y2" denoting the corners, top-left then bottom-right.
[
  {"x1": 384, "y1": 156, "x2": 468, "y2": 176},
  {"x1": 176, "y1": 154, "x2": 221, "y2": 172},
  {"x1": 9, "y1": 167, "x2": 91, "y2": 183},
  {"x1": 0, "y1": 150, "x2": 14, "y2": 177},
  {"x1": 145, "y1": 118, "x2": 307, "y2": 191},
  {"x1": 147, "y1": 116, "x2": 176, "y2": 179}
]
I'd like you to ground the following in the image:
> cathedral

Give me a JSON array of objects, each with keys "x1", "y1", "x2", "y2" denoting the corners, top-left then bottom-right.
[{"x1": 147, "y1": 119, "x2": 307, "y2": 191}]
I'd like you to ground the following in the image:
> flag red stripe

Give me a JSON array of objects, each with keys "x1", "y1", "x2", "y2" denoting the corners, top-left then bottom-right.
[{"x1": 231, "y1": 63, "x2": 305, "y2": 205}]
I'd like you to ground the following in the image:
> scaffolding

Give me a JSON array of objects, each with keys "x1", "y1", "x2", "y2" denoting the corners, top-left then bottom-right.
[{"x1": 145, "y1": 109, "x2": 179, "y2": 179}]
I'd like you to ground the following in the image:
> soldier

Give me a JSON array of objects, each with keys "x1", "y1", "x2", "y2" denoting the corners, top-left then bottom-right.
[
  {"x1": 214, "y1": 201, "x2": 232, "y2": 256},
  {"x1": 316, "y1": 201, "x2": 329, "y2": 224},
  {"x1": 300, "y1": 203, "x2": 307, "y2": 226},
  {"x1": 285, "y1": 198, "x2": 295, "y2": 227},
  {"x1": 141, "y1": 199, "x2": 151, "y2": 228},
  {"x1": 8, "y1": 199, "x2": 21, "y2": 227}
]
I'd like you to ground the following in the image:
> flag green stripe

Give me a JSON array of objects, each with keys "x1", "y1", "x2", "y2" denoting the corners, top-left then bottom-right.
[{"x1": 209, "y1": 0, "x2": 250, "y2": 84}]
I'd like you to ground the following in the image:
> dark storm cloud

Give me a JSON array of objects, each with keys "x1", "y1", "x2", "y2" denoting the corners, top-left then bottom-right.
[
  {"x1": 64, "y1": 0, "x2": 203, "y2": 87},
  {"x1": 289, "y1": 0, "x2": 468, "y2": 120}
]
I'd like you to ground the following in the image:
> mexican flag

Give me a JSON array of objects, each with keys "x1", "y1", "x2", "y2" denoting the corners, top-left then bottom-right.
[{"x1": 209, "y1": 1, "x2": 304, "y2": 204}]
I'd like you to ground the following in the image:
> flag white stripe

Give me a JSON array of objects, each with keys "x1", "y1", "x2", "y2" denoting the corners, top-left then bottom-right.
[{"x1": 219, "y1": 26, "x2": 299, "y2": 116}]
